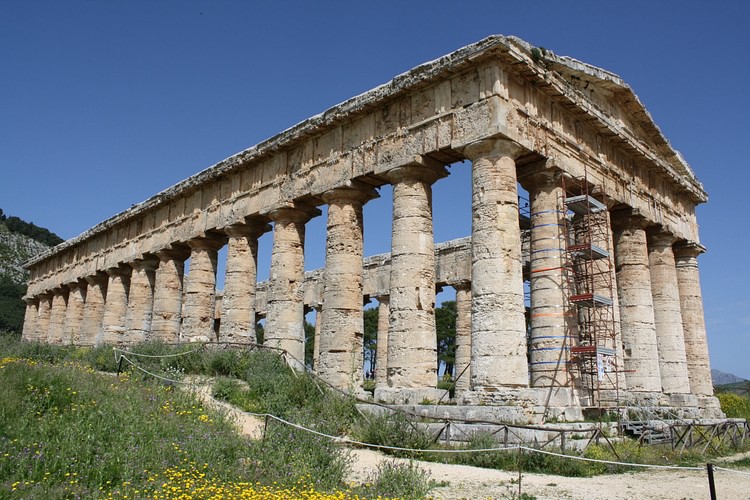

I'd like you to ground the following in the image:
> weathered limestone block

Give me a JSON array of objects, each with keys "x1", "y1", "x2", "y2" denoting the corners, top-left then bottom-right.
[
  {"x1": 219, "y1": 221, "x2": 268, "y2": 344},
  {"x1": 648, "y1": 230, "x2": 691, "y2": 395},
  {"x1": 181, "y1": 237, "x2": 224, "y2": 343},
  {"x1": 264, "y1": 205, "x2": 320, "y2": 367},
  {"x1": 465, "y1": 138, "x2": 528, "y2": 390},
  {"x1": 21, "y1": 298, "x2": 39, "y2": 342},
  {"x1": 377, "y1": 163, "x2": 447, "y2": 403},
  {"x1": 318, "y1": 186, "x2": 376, "y2": 392},
  {"x1": 673, "y1": 243, "x2": 713, "y2": 398},
  {"x1": 374, "y1": 295, "x2": 390, "y2": 387},
  {"x1": 125, "y1": 258, "x2": 158, "y2": 343},
  {"x1": 62, "y1": 281, "x2": 86, "y2": 345},
  {"x1": 80, "y1": 274, "x2": 107, "y2": 345},
  {"x1": 152, "y1": 249, "x2": 187, "y2": 342},
  {"x1": 47, "y1": 287, "x2": 69, "y2": 344},
  {"x1": 612, "y1": 215, "x2": 662, "y2": 393},
  {"x1": 523, "y1": 168, "x2": 572, "y2": 388},
  {"x1": 453, "y1": 282, "x2": 472, "y2": 394},
  {"x1": 100, "y1": 267, "x2": 131, "y2": 345}
]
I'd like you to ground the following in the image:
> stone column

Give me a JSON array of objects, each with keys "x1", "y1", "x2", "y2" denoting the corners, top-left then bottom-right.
[
  {"x1": 465, "y1": 138, "x2": 529, "y2": 391},
  {"x1": 522, "y1": 169, "x2": 572, "y2": 388},
  {"x1": 21, "y1": 298, "x2": 39, "y2": 342},
  {"x1": 100, "y1": 266, "x2": 131, "y2": 345},
  {"x1": 181, "y1": 237, "x2": 224, "y2": 343},
  {"x1": 62, "y1": 281, "x2": 86, "y2": 345},
  {"x1": 47, "y1": 287, "x2": 69, "y2": 344},
  {"x1": 648, "y1": 230, "x2": 691, "y2": 395},
  {"x1": 673, "y1": 243, "x2": 713, "y2": 398},
  {"x1": 312, "y1": 304, "x2": 322, "y2": 369},
  {"x1": 374, "y1": 295, "x2": 390, "y2": 387},
  {"x1": 318, "y1": 186, "x2": 376, "y2": 392},
  {"x1": 126, "y1": 258, "x2": 158, "y2": 343},
  {"x1": 36, "y1": 293, "x2": 53, "y2": 342},
  {"x1": 376, "y1": 163, "x2": 447, "y2": 403},
  {"x1": 152, "y1": 249, "x2": 187, "y2": 342},
  {"x1": 264, "y1": 204, "x2": 320, "y2": 367},
  {"x1": 612, "y1": 214, "x2": 662, "y2": 393},
  {"x1": 219, "y1": 221, "x2": 268, "y2": 344},
  {"x1": 80, "y1": 273, "x2": 107, "y2": 345},
  {"x1": 453, "y1": 282, "x2": 472, "y2": 394}
]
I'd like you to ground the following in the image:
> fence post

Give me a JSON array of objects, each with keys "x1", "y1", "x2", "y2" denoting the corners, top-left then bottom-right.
[{"x1": 706, "y1": 463, "x2": 716, "y2": 500}]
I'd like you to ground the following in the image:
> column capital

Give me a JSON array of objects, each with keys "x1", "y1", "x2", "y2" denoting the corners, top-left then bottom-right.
[
  {"x1": 106, "y1": 265, "x2": 131, "y2": 278},
  {"x1": 223, "y1": 220, "x2": 271, "y2": 239},
  {"x1": 383, "y1": 163, "x2": 448, "y2": 185},
  {"x1": 187, "y1": 236, "x2": 225, "y2": 251},
  {"x1": 610, "y1": 208, "x2": 650, "y2": 231},
  {"x1": 463, "y1": 137, "x2": 523, "y2": 161},
  {"x1": 451, "y1": 280, "x2": 472, "y2": 292},
  {"x1": 129, "y1": 256, "x2": 159, "y2": 272},
  {"x1": 156, "y1": 246, "x2": 190, "y2": 262},
  {"x1": 268, "y1": 202, "x2": 321, "y2": 224},
  {"x1": 647, "y1": 229, "x2": 678, "y2": 248},
  {"x1": 321, "y1": 182, "x2": 379, "y2": 206},
  {"x1": 84, "y1": 272, "x2": 108, "y2": 286},
  {"x1": 23, "y1": 296, "x2": 39, "y2": 305},
  {"x1": 65, "y1": 278, "x2": 87, "y2": 291},
  {"x1": 673, "y1": 241, "x2": 706, "y2": 259},
  {"x1": 517, "y1": 159, "x2": 563, "y2": 190}
]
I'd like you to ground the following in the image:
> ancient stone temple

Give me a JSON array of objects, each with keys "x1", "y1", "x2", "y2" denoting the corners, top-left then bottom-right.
[{"x1": 21, "y1": 36, "x2": 721, "y2": 421}]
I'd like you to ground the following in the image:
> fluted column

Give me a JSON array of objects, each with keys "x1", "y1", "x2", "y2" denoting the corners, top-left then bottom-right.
[
  {"x1": 522, "y1": 168, "x2": 572, "y2": 388},
  {"x1": 21, "y1": 298, "x2": 39, "y2": 342},
  {"x1": 673, "y1": 243, "x2": 713, "y2": 397},
  {"x1": 219, "y1": 221, "x2": 268, "y2": 344},
  {"x1": 126, "y1": 258, "x2": 158, "y2": 343},
  {"x1": 265, "y1": 204, "x2": 320, "y2": 367},
  {"x1": 36, "y1": 293, "x2": 53, "y2": 342},
  {"x1": 612, "y1": 214, "x2": 662, "y2": 393},
  {"x1": 181, "y1": 237, "x2": 224, "y2": 343},
  {"x1": 152, "y1": 249, "x2": 187, "y2": 342},
  {"x1": 453, "y1": 282, "x2": 472, "y2": 394},
  {"x1": 648, "y1": 231, "x2": 690, "y2": 395},
  {"x1": 80, "y1": 273, "x2": 107, "y2": 345},
  {"x1": 47, "y1": 287, "x2": 69, "y2": 344},
  {"x1": 374, "y1": 295, "x2": 390, "y2": 387},
  {"x1": 318, "y1": 186, "x2": 376, "y2": 392},
  {"x1": 379, "y1": 163, "x2": 446, "y2": 401},
  {"x1": 312, "y1": 304, "x2": 322, "y2": 369},
  {"x1": 465, "y1": 138, "x2": 528, "y2": 390},
  {"x1": 100, "y1": 266, "x2": 131, "y2": 345},
  {"x1": 62, "y1": 281, "x2": 86, "y2": 345}
]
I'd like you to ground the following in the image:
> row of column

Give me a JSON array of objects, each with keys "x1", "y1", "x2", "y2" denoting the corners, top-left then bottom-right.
[{"x1": 21, "y1": 137, "x2": 713, "y2": 402}]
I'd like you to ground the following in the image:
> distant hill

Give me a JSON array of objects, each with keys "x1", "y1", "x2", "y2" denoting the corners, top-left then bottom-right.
[
  {"x1": 0, "y1": 209, "x2": 62, "y2": 334},
  {"x1": 712, "y1": 369, "x2": 748, "y2": 386}
]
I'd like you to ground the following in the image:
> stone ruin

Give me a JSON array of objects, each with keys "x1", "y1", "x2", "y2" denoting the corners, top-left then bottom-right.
[{"x1": 21, "y1": 35, "x2": 722, "y2": 422}]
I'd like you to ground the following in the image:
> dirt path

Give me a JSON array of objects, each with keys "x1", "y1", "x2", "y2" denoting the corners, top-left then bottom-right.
[{"x1": 188, "y1": 380, "x2": 750, "y2": 499}]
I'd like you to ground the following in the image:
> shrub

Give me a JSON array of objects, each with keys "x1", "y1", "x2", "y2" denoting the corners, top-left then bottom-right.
[
  {"x1": 360, "y1": 460, "x2": 433, "y2": 499},
  {"x1": 717, "y1": 392, "x2": 750, "y2": 419},
  {"x1": 354, "y1": 410, "x2": 434, "y2": 457}
]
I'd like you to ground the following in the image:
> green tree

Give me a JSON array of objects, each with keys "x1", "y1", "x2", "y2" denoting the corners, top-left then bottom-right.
[
  {"x1": 435, "y1": 300, "x2": 457, "y2": 377},
  {"x1": 363, "y1": 307, "x2": 378, "y2": 375},
  {"x1": 304, "y1": 319, "x2": 316, "y2": 368},
  {"x1": 0, "y1": 276, "x2": 26, "y2": 335}
]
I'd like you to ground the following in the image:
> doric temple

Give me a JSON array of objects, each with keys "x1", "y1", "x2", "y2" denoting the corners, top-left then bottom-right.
[{"x1": 21, "y1": 36, "x2": 721, "y2": 421}]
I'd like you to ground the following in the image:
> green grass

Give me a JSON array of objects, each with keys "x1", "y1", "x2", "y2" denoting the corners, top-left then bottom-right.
[{"x1": 2, "y1": 336, "x2": 749, "y2": 498}]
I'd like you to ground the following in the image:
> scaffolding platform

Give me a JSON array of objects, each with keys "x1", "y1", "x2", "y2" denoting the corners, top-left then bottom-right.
[
  {"x1": 568, "y1": 243, "x2": 609, "y2": 260},
  {"x1": 565, "y1": 194, "x2": 607, "y2": 215},
  {"x1": 570, "y1": 293, "x2": 613, "y2": 307}
]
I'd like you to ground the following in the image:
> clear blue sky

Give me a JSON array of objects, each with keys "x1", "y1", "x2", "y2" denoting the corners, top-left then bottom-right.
[{"x1": 2, "y1": 1, "x2": 748, "y2": 379}]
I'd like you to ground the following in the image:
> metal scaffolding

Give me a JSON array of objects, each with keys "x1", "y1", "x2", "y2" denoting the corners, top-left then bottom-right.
[{"x1": 563, "y1": 174, "x2": 621, "y2": 411}]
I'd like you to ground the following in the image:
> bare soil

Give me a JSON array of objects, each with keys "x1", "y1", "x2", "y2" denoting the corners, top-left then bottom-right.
[{"x1": 190, "y1": 381, "x2": 750, "y2": 499}]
